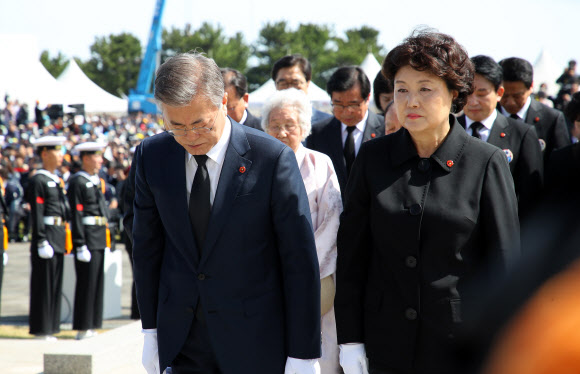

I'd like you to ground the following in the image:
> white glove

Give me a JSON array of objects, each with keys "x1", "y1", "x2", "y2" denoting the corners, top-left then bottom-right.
[
  {"x1": 76, "y1": 245, "x2": 92, "y2": 262},
  {"x1": 3, "y1": 252, "x2": 7, "y2": 266},
  {"x1": 284, "y1": 357, "x2": 320, "y2": 374},
  {"x1": 339, "y1": 343, "x2": 369, "y2": 374},
  {"x1": 38, "y1": 240, "x2": 54, "y2": 259},
  {"x1": 142, "y1": 329, "x2": 160, "y2": 374}
]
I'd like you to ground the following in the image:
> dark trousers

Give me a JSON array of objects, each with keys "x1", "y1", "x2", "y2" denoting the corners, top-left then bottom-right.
[
  {"x1": 0, "y1": 251, "x2": 4, "y2": 315},
  {"x1": 29, "y1": 250, "x2": 64, "y2": 335},
  {"x1": 171, "y1": 305, "x2": 221, "y2": 374},
  {"x1": 123, "y1": 235, "x2": 140, "y2": 319},
  {"x1": 73, "y1": 249, "x2": 104, "y2": 330}
]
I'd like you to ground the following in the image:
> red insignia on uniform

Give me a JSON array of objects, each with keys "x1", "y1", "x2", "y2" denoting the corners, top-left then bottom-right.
[
  {"x1": 446, "y1": 160, "x2": 454, "y2": 167},
  {"x1": 534, "y1": 117, "x2": 540, "y2": 123},
  {"x1": 36, "y1": 196, "x2": 44, "y2": 204},
  {"x1": 76, "y1": 204, "x2": 84, "y2": 211},
  {"x1": 500, "y1": 132, "x2": 506, "y2": 138},
  {"x1": 371, "y1": 133, "x2": 376, "y2": 138},
  {"x1": 239, "y1": 166, "x2": 246, "y2": 174}
]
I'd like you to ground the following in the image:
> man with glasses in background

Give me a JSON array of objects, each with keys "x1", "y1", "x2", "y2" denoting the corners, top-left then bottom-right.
[
  {"x1": 306, "y1": 66, "x2": 384, "y2": 199},
  {"x1": 272, "y1": 54, "x2": 332, "y2": 124},
  {"x1": 133, "y1": 52, "x2": 321, "y2": 374}
]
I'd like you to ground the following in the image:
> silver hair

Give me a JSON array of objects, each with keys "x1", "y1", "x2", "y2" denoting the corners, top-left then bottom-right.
[
  {"x1": 261, "y1": 88, "x2": 312, "y2": 140},
  {"x1": 154, "y1": 52, "x2": 224, "y2": 108}
]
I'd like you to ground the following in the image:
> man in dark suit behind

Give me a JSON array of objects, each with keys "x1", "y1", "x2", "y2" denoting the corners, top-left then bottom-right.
[
  {"x1": 458, "y1": 55, "x2": 543, "y2": 220},
  {"x1": 498, "y1": 57, "x2": 570, "y2": 164},
  {"x1": 305, "y1": 66, "x2": 385, "y2": 198},
  {"x1": 134, "y1": 53, "x2": 321, "y2": 374},
  {"x1": 220, "y1": 68, "x2": 262, "y2": 130}
]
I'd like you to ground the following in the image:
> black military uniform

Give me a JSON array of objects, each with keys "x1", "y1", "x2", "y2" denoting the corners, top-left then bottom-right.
[
  {"x1": 0, "y1": 178, "x2": 9, "y2": 316},
  {"x1": 335, "y1": 116, "x2": 520, "y2": 374},
  {"x1": 27, "y1": 168, "x2": 69, "y2": 336},
  {"x1": 68, "y1": 150, "x2": 109, "y2": 334}
]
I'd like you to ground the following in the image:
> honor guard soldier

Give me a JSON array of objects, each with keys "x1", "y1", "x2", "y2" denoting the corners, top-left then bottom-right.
[
  {"x1": 68, "y1": 141, "x2": 109, "y2": 340},
  {"x1": 27, "y1": 136, "x2": 70, "y2": 340},
  {"x1": 0, "y1": 165, "x2": 9, "y2": 317}
]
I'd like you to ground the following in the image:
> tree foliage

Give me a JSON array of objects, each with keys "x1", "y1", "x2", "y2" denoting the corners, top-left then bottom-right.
[
  {"x1": 40, "y1": 50, "x2": 69, "y2": 78},
  {"x1": 81, "y1": 32, "x2": 142, "y2": 97}
]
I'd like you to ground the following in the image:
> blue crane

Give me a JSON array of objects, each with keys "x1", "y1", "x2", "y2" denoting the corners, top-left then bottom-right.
[{"x1": 128, "y1": 0, "x2": 166, "y2": 114}]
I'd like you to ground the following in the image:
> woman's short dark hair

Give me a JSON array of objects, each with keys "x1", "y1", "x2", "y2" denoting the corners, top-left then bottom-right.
[
  {"x1": 382, "y1": 29, "x2": 474, "y2": 113},
  {"x1": 373, "y1": 71, "x2": 393, "y2": 111},
  {"x1": 564, "y1": 91, "x2": 580, "y2": 123}
]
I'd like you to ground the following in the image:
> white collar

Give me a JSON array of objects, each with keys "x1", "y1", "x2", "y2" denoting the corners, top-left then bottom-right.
[
  {"x1": 465, "y1": 109, "x2": 498, "y2": 130},
  {"x1": 187, "y1": 116, "x2": 232, "y2": 166},
  {"x1": 239, "y1": 110, "x2": 248, "y2": 125},
  {"x1": 294, "y1": 143, "x2": 306, "y2": 168},
  {"x1": 76, "y1": 170, "x2": 100, "y2": 185},
  {"x1": 340, "y1": 110, "x2": 369, "y2": 133},
  {"x1": 36, "y1": 169, "x2": 61, "y2": 183}
]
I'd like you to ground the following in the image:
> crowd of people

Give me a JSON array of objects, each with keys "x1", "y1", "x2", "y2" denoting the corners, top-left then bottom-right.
[{"x1": 0, "y1": 27, "x2": 579, "y2": 374}]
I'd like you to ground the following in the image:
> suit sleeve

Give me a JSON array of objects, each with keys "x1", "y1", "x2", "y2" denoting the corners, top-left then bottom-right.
[
  {"x1": 132, "y1": 142, "x2": 165, "y2": 330},
  {"x1": 481, "y1": 149, "x2": 521, "y2": 271},
  {"x1": 552, "y1": 111, "x2": 572, "y2": 150},
  {"x1": 334, "y1": 144, "x2": 372, "y2": 344},
  {"x1": 28, "y1": 177, "x2": 47, "y2": 244},
  {"x1": 515, "y1": 127, "x2": 544, "y2": 220},
  {"x1": 271, "y1": 146, "x2": 321, "y2": 359},
  {"x1": 67, "y1": 178, "x2": 87, "y2": 248},
  {"x1": 122, "y1": 148, "x2": 138, "y2": 244}
]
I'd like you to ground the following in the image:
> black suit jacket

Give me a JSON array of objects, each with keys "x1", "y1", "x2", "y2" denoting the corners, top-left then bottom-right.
[
  {"x1": 132, "y1": 121, "x2": 321, "y2": 373},
  {"x1": 458, "y1": 112, "x2": 544, "y2": 219},
  {"x1": 241, "y1": 110, "x2": 262, "y2": 131},
  {"x1": 305, "y1": 111, "x2": 385, "y2": 198},
  {"x1": 500, "y1": 100, "x2": 570, "y2": 163},
  {"x1": 335, "y1": 116, "x2": 520, "y2": 373}
]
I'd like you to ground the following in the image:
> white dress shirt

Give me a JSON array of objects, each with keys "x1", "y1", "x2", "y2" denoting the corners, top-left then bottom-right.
[
  {"x1": 340, "y1": 111, "x2": 369, "y2": 157},
  {"x1": 465, "y1": 109, "x2": 497, "y2": 143},
  {"x1": 185, "y1": 118, "x2": 232, "y2": 206},
  {"x1": 501, "y1": 96, "x2": 531, "y2": 121},
  {"x1": 239, "y1": 109, "x2": 248, "y2": 125}
]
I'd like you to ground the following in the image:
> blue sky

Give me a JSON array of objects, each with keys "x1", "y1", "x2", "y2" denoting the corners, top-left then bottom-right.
[{"x1": 1, "y1": 0, "x2": 578, "y2": 86}]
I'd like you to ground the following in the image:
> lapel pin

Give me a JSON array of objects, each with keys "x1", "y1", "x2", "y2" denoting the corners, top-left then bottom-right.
[
  {"x1": 503, "y1": 149, "x2": 514, "y2": 163},
  {"x1": 500, "y1": 132, "x2": 506, "y2": 138},
  {"x1": 371, "y1": 133, "x2": 376, "y2": 138},
  {"x1": 534, "y1": 117, "x2": 540, "y2": 123},
  {"x1": 239, "y1": 166, "x2": 246, "y2": 174},
  {"x1": 446, "y1": 160, "x2": 454, "y2": 167},
  {"x1": 539, "y1": 139, "x2": 546, "y2": 151}
]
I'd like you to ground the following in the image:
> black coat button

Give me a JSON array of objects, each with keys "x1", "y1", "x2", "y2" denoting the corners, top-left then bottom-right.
[
  {"x1": 409, "y1": 204, "x2": 422, "y2": 216},
  {"x1": 405, "y1": 256, "x2": 417, "y2": 268},
  {"x1": 198, "y1": 273, "x2": 206, "y2": 280},
  {"x1": 405, "y1": 308, "x2": 418, "y2": 320},
  {"x1": 418, "y1": 159, "x2": 430, "y2": 172}
]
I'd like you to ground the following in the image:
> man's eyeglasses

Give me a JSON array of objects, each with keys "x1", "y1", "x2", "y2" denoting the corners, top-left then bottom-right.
[
  {"x1": 331, "y1": 102, "x2": 365, "y2": 111},
  {"x1": 268, "y1": 124, "x2": 299, "y2": 133},
  {"x1": 275, "y1": 79, "x2": 307, "y2": 90},
  {"x1": 165, "y1": 109, "x2": 220, "y2": 137}
]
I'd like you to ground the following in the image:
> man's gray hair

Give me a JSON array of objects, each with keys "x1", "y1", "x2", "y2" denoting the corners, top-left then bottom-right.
[
  {"x1": 261, "y1": 88, "x2": 312, "y2": 141},
  {"x1": 154, "y1": 52, "x2": 224, "y2": 107}
]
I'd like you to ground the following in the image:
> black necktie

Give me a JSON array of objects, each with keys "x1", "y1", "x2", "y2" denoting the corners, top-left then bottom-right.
[
  {"x1": 344, "y1": 126, "x2": 356, "y2": 177},
  {"x1": 189, "y1": 155, "x2": 211, "y2": 254},
  {"x1": 471, "y1": 121, "x2": 484, "y2": 139},
  {"x1": 510, "y1": 114, "x2": 520, "y2": 120}
]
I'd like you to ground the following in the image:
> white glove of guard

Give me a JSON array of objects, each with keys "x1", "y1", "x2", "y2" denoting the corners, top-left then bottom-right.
[
  {"x1": 38, "y1": 240, "x2": 54, "y2": 259},
  {"x1": 142, "y1": 329, "x2": 160, "y2": 374},
  {"x1": 284, "y1": 357, "x2": 320, "y2": 374},
  {"x1": 339, "y1": 343, "x2": 369, "y2": 374},
  {"x1": 3, "y1": 251, "x2": 7, "y2": 266},
  {"x1": 76, "y1": 245, "x2": 92, "y2": 262}
]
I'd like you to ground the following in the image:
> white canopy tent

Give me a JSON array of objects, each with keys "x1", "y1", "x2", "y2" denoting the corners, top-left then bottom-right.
[
  {"x1": 533, "y1": 49, "x2": 561, "y2": 97},
  {"x1": 359, "y1": 53, "x2": 383, "y2": 112},
  {"x1": 248, "y1": 79, "x2": 331, "y2": 115},
  {"x1": 57, "y1": 59, "x2": 128, "y2": 114}
]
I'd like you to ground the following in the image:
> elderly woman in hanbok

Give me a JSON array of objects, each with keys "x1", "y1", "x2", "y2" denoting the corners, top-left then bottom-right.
[{"x1": 262, "y1": 88, "x2": 343, "y2": 374}]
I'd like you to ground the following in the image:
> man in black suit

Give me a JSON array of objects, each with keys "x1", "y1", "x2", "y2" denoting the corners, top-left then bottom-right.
[
  {"x1": 272, "y1": 55, "x2": 332, "y2": 124},
  {"x1": 458, "y1": 55, "x2": 543, "y2": 220},
  {"x1": 220, "y1": 68, "x2": 262, "y2": 130},
  {"x1": 305, "y1": 66, "x2": 384, "y2": 197},
  {"x1": 498, "y1": 57, "x2": 570, "y2": 164},
  {"x1": 136, "y1": 53, "x2": 321, "y2": 374}
]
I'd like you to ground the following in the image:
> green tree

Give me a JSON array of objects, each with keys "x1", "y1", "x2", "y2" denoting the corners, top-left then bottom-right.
[
  {"x1": 334, "y1": 26, "x2": 386, "y2": 68},
  {"x1": 81, "y1": 32, "x2": 142, "y2": 97},
  {"x1": 40, "y1": 50, "x2": 69, "y2": 78},
  {"x1": 162, "y1": 22, "x2": 250, "y2": 73}
]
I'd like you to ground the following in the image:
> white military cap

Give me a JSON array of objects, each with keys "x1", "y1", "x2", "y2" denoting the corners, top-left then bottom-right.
[
  {"x1": 31, "y1": 136, "x2": 67, "y2": 148},
  {"x1": 74, "y1": 141, "x2": 108, "y2": 154}
]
